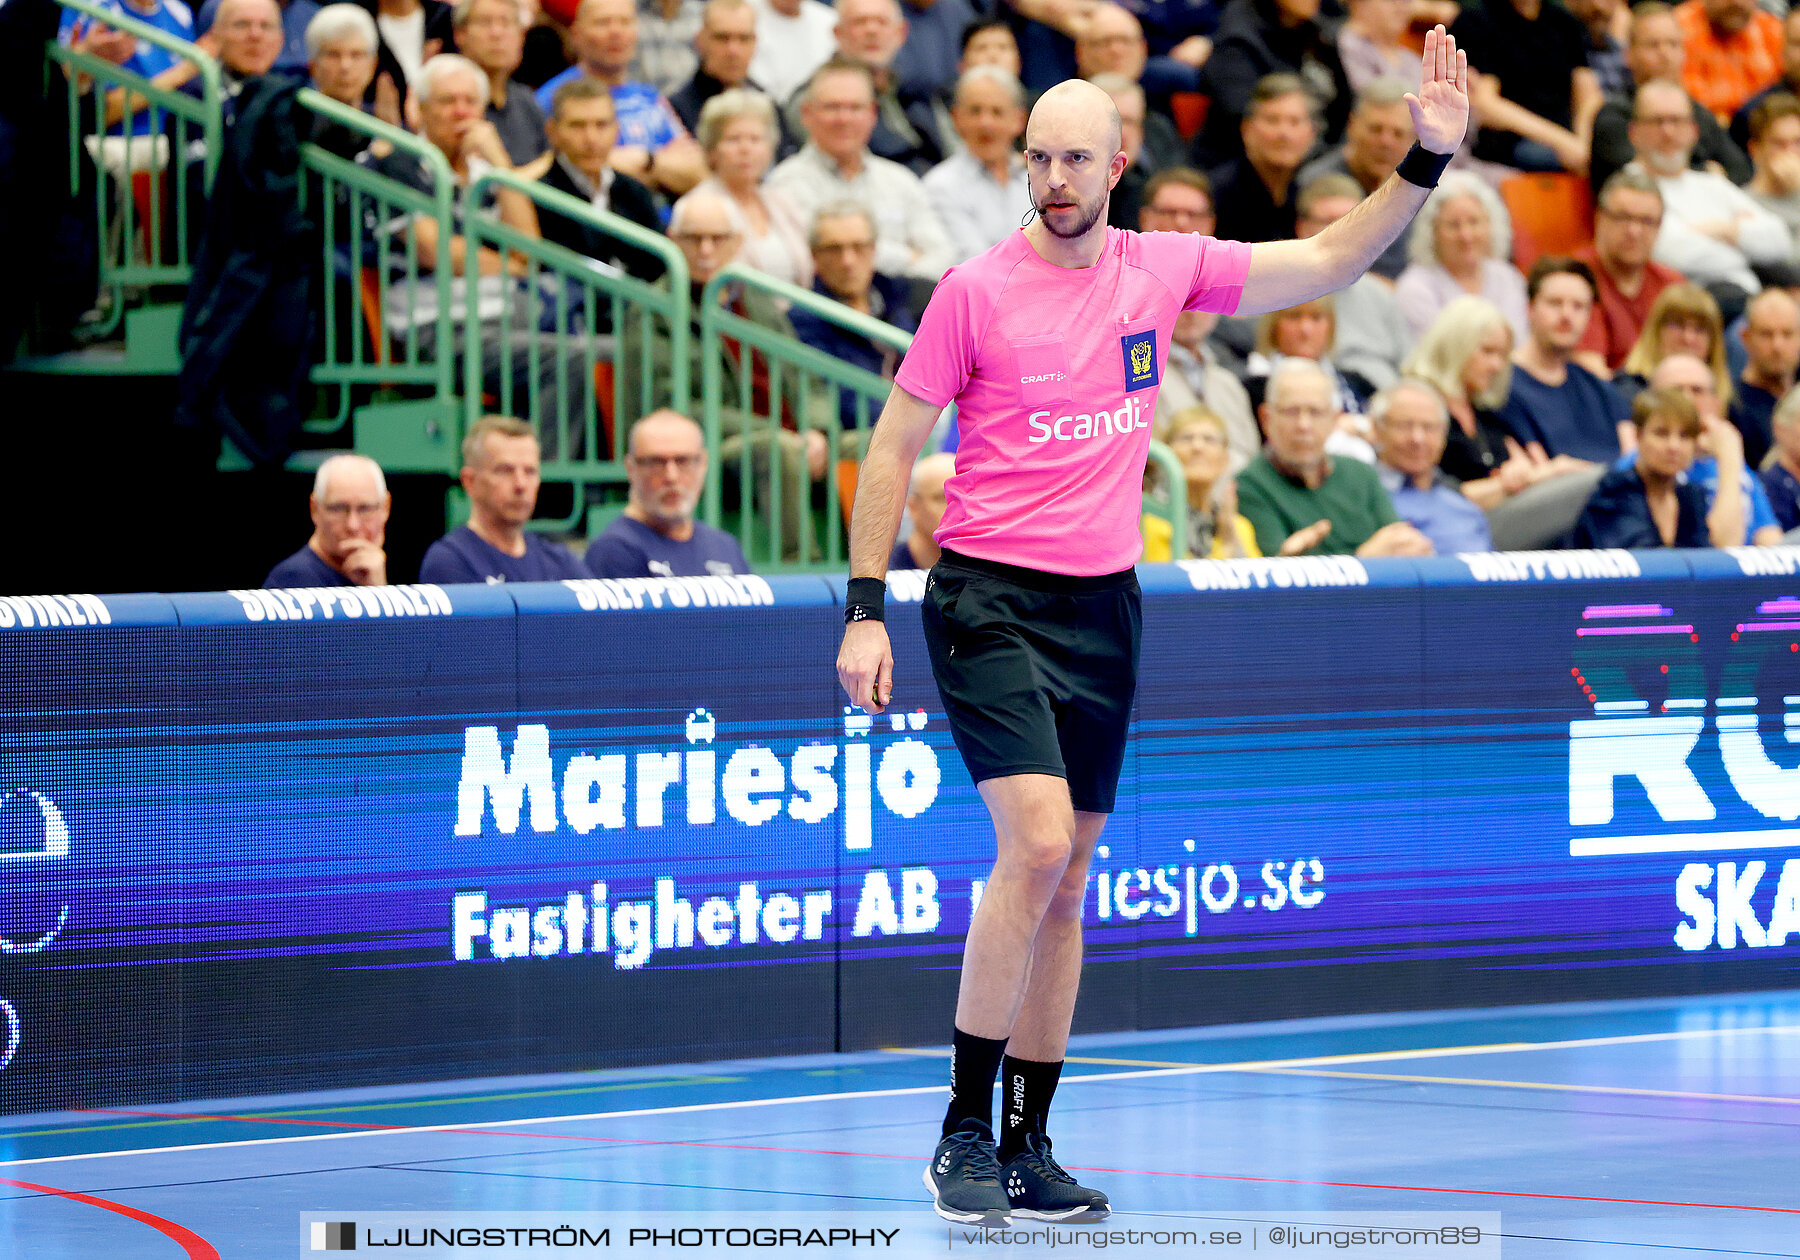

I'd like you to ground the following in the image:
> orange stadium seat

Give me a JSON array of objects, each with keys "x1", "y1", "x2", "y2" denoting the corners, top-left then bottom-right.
[
  {"x1": 1500, "y1": 172, "x2": 1595, "y2": 271},
  {"x1": 1169, "y1": 92, "x2": 1209, "y2": 139}
]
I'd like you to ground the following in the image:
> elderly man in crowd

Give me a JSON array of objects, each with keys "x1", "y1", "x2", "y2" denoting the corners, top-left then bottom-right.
[
  {"x1": 1631, "y1": 78, "x2": 1792, "y2": 307},
  {"x1": 768, "y1": 58, "x2": 951, "y2": 282},
  {"x1": 306, "y1": 3, "x2": 377, "y2": 107},
  {"x1": 1573, "y1": 169, "x2": 1685, "y2": 374},
  {"x1": 1590, "y1": 1, "x2": 1750, "y2": 194},
  {"x1": 454, "y1": 0, "x2": 547, "y2": 166},
  {"x1": 534, "y1": 0, "x2": 706, "y2": 195},
  {"x1": 669, "y1": 0, "x2": 768, "y2": 134},
  {"x1": 195, "y1": 0, "x2": 318, "y2": 73},
  {"x1": 889, "y1": 452, "x2": 954, "y2": 570},
  {"x1": 1208, "y1": 74, "x2": 1318, "y2": 244},
  {"x1": 822, "y1": 0, "x2": 945, "y2": 174},
  {"x1": 1732, "y1": 288, "x2": 1800, "y2": 465},
  {"x1": 264, "y1": 453, "x2": 392, "y2": 587},
  {"x1": 1371, "y1": 379, "x2": 1495, "y2": 553},
  {"x1": 419, "y1": 416, "x2": 591, "y2": 583},
  {"x1": 924, "y1": 66, "x2": 1029, "y2": 263},
  {"x1": 1236, "y1": 359, "x2": 1435, "y2": 558},
  {"x1": 1296, "y1": 80, "x2": 1416, "y2": 279},
  {"x1": 586, "y1": 410, "x2": 751, "y2": 577}
]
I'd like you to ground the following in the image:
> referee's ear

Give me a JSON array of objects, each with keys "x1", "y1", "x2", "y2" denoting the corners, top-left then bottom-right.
[{"x1": 1107, "y1": 148, "x2": 1128, "y2": 190}]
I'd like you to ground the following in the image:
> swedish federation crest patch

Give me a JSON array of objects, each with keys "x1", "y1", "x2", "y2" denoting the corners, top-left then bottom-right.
[{"x1": 1121, "y1": 329, "x2": 1158, "y2": 391}]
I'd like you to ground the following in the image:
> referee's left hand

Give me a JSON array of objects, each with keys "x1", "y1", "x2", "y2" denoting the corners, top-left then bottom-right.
[{"x1": 838, "y1": 622, "x2": 894, "y2": 716}]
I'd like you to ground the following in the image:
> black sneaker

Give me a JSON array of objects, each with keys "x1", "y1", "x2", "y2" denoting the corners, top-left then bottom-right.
[
  {"x1": 1001, "y1": 1132, "x2": 1110, "y2": 1222},
  {"x1": 923, "y1": 1119, "x2": 1012, "y2": 1225}
]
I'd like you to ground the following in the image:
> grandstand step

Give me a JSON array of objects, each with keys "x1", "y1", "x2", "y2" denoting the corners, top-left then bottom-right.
[{"x1": 10, "y1": 304, "x2": 183, "y2": 376}]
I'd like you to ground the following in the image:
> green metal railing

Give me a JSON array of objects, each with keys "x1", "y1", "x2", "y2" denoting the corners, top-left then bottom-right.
[
  {"x1": 39, "y1": 0, "x2": 221, "y2": 361},
  {"x1": 464, "y1": 168, "x2": 691, "y2": 523},
  {"x1": 1142, "y1": 439, "x2": 1190, "y2": 559},
  {"x1": 298, "y1": 90, "x2": 459, "y2": 459},
  {"x1": 698, "y1": 264, "x2": 912, "y2": 571}
]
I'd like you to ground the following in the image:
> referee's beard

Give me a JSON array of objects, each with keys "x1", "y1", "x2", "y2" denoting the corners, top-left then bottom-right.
[{"x1": 1034, "y1": 186, "x2": 1109, "y2": 239}]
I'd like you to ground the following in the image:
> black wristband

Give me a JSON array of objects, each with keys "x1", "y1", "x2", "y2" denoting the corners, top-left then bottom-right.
[
  {"x1": 1395, "y1": 143, "x2": 1452, "y2": 190},
  {"x1": 845, "y1": 576, "x2": 886, "y2": 624}
]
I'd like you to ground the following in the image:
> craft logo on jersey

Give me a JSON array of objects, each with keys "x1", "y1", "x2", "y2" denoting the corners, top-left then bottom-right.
[{"x1": 1122, "y1": 329, "x2": 1158, "y2": 391}]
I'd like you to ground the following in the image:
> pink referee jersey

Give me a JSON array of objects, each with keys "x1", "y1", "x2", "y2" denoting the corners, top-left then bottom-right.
[{"x1": 895, "y1": 227, "x2": 1253, "y2": 575}]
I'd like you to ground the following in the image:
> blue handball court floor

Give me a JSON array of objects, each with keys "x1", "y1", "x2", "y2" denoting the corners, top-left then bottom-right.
[{"x1": 0, "y1": 991, "x2": 1795, "y2": 1259}]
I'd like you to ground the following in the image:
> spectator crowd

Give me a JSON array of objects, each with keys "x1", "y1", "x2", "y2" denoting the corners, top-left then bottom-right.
[{"x1": 55, "y1": 0, "x2": 1800, "y2": 584}]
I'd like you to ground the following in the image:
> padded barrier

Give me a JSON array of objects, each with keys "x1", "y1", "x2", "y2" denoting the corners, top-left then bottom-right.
[{"x1": 4, "y1": 549, "x2": 1800, "y2": 1111}]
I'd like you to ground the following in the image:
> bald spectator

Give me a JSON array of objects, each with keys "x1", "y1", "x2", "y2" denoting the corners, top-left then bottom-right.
[
  {"x1": 1732, "y1": 288, "x2": 1800, "y2": 465},
  {"x1": 451, "y1": 0, "x2": 546, "y2": 166},
  {"x1": 1297, "y1": 80, "x2": 1416, "y2": 278},
  {"x1": 264, "y1": 454, "x2": 391, "y2": 586},
  {"x1": 1237, "y1": 359, "x2": 1434, "y2": 557},
  {"x1": 749, "y1": 0, "x2": 838, "y2": 104},
  {"x1": 536, "y1": 79, "x2": 666, "y2": 286},
  {"x1": 890, "y1": 0, "x2": 978, "y2": 103},
  {"x1": 1589, "y1": 1, "x2": 1751, "y2": 195},
  {"x1": 1730, "y1": 9, "x2": 1800, "y2": 150},
  {"x1": 533, "y1": 0, "x2": 707, "y2": 195},
  {"x1": 817, "y1": 0, "x2": 945, "y2": 175},
  {"x1": 1632, "y1": 78, "x2": 1792, "y2": 300},
  {"x1": 1452, "y1": 0, "x2": 1602, "y2": 173},
  {"x1": 1207, "y1": 74, "x2": 1316, "y2": 244},
  {"x1": 669, "y1": 0, "x2": 770, "y2": 135},
  {"x1": 586, "y1": 411, "x2": 751, "y2": 576},
  {"x1": 891, "y1": 452, "x2": 954, "y2": 569},
  {"x1": 1198, "y1": 0, "x2": 1351, "y2": 164},
  {"x1": 1371, "y1": 379, "x2": 1495, "y2": 553},
  {"x1": 767, "y1": 59, "x2": 952, "y2": 281},
  {"x1": 1649, "y1": 351, "x2": 1783, "y2": 542},
  {"x1": 631, "y1": 0, "x2": 706, "y2": 99},
  {"x1": 923, "y1": 66, "x2": 1029, "y2": 263},
  {"x1": 1296, "y1": 174, "x2": 1409, "y2": 390},
  {"x1": 1676, "y1": 0, "x2": 1783, "y2": 123},
  {"x1": 1744, "y1": 93, "x2": 1800, "y2": 247},
  {"x1": 419, "y1": 417, "x2": 590, "y2": 583},
  {"x1": 195, "y1": 0, "x2": 319, "y2": 73},
  {"x1": 180, "y1": 0, "x2": 286, "y2": 128},
  {"x1": 1574, "y1": 169, "x2": 1685, "y2": 375}
]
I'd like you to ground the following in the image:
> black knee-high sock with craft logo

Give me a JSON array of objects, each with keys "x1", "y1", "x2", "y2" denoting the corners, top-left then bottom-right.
[
  {"x1": 997, "y1": 1054, "x2": 1064, "y2": 1161},
  {"x1": 941, "y1": 1028, "x2": 1010, "y2": 1138}
]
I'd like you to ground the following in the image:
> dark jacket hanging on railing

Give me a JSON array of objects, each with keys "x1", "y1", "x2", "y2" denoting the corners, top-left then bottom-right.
[{"x1": 175, "y1": 75, "x2": 318, "y2": 468}]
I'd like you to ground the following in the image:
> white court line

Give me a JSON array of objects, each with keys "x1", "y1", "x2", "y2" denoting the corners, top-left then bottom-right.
[{"x1": 4, "y1": 1024, "x2": 1796, "y2": 1170}]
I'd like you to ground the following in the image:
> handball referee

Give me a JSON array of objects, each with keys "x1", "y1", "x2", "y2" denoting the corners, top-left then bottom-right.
[{"x1": 837, "y1": 30, "x2": 1470, "y2": 1226}]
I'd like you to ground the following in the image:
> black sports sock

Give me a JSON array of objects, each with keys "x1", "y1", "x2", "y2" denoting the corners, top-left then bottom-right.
[
  {"x1": 997, "y1": 1054, "x2": 1064, "y2": 1160},
  {"x1": 942, "y1": 1028, "x2": 1009, "y2": 1138}
]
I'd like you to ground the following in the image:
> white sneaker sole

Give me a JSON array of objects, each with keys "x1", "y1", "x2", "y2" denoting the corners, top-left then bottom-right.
[
  {"x1": 1011, "y1": 1204, "x2": 1111, "y2": 1222},
  {"x1": 922, "y1": 1164, "x2": 1012, "y2": 1225}
]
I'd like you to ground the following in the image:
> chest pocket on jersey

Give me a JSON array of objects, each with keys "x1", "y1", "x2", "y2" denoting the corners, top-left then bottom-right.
[{"x1": 1009, "y1": 334, "x2": 1072, "y2": 410}]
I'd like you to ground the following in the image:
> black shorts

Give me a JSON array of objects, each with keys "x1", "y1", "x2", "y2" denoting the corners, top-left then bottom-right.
[{"x1": 920, "y1": 548, "x2": 1142, "y2": 814}]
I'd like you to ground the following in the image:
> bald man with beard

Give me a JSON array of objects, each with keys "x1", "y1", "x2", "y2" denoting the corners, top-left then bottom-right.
[{"x1": 834, "y1": 32, "x2": 1472, "y2": 1227}]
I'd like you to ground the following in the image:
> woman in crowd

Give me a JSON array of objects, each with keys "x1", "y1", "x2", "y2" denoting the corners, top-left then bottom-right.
[
  {"x1": 1613, "y1": 284, "x2": 1733, "y2": 409},
  {"x1": 1142, "y1": 406, "x2": 1262, "y2": 561},
  {"x1": 1574, "y1": 387, "x2": 1743, "y2": 548},
  {"x1": 1395, "y1": 172, "x2": 1528, "y2": 344},
  {"x1": 692, "y1": 89, "x2": 811, "y2": 287},
  {"x1": 1247, "y1": 296, "x2": 1377, "y2": 458}
]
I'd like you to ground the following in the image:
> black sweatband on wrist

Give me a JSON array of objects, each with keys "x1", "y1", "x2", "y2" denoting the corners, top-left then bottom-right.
[
  {"x1": 845, "y1": 576, "x2": 886, "y2": 623},
  {"x1": 1395, "y1": 143, "x2": 1452, "y2": 189}
]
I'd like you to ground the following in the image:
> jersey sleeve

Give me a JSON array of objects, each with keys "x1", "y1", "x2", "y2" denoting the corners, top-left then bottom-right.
[
  {"x1": 894, "y1": 265, "x2": 985, "y2": 408},
  {"x1": 1182, "y1": 235, "x2": 1253, "y2": 316}
]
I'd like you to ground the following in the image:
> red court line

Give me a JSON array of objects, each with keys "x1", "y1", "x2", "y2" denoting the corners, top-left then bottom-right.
[
  {"x1": 0, "y1": 1175, "x2": 220, "y2": 1259},
  {"x1": 64, "y1": 1110, "x2": 1800, "y2": 1218}
]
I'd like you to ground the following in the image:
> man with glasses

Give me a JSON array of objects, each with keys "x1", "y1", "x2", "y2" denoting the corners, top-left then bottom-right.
[
  {"x1": 419, "y1": 416, "x2": 591, "y2": 583},
  {"x1": 1135, "y1": 167, "x2": 1215, "y2": 234},
  {"x1": 264, "y1": 454, "x2": 392, "y2": 587},
  {"x1": 1237, "y1": 358, "x2": 1434, "y2": 555},
  {"x1": 586, "y1": 411, "x2": 751, "y2": 576},
  {"x1": 1371, "y1": 378, "x2": 1494, "y2": 552},
  {"x1": 790, "y1": 202, "x2": 918, "y2": 435},
  {"x1": 1574, "y1": 169, "x2": 1684, "y2": 374},
  {"x1": 1629, "y1": 78, "x2": 1791, "y2": 302}
]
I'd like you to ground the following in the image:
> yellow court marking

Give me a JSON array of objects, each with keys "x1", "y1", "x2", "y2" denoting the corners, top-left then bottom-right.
[
  {"x1": 885, "y1": 1024, "x2": 1800, "y2": 1079},
  {"x1": 1253, "y1": 1066, "x2": 1800, "y2": 1107}
]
